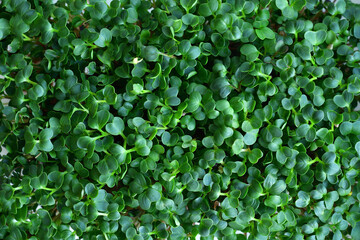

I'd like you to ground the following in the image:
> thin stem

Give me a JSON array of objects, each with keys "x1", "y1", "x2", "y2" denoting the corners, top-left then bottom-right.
[
  {"x1": 159, "y1": 52, "x2": 177, "y2": 59},
  {"x1": 78, "y1": 103, "x2": 89, "y2": 113},
  {"x1": 347, "y1": 105, "x2": 351, "y2": 112},
  {"x1": 140, "y1": 90, "x2": 151, "y2": 94},
  {"x1": 120, "y1": 132, "x2": 127, "y2": 140},
  {"x1": 22, "y1": 34, "x2": 32, "y2": 41},
  {"x1": 25, "y1": 79, "x2": 37, "y2": 85},
  {"x1": 308, "y1": 157, "x2": 324, "y2": 165},
  {"x1": 123, "y1": 138, "x2": 127, "y2": 149},
  {"x1": 94, "y1": 132, "x2": 109, "y2": 140},
  {"x1": 14, "y1": 186, "x2": 23, "y2": 191},
  {"x1": 5, "y1": 75, "x2": 14, "y2": 80},
  {"x1": 310, "y1": 57, "x2": 317, "y2": 66},
  {"x1": 103, "y1": 232, "x2": 109, "y2": 240},
  {"x1": 126, "y1": 148, "x2": 136, "y2": 153},
  {"x1": 1, "y1": 132, "x2": 11, "y2": 145}
]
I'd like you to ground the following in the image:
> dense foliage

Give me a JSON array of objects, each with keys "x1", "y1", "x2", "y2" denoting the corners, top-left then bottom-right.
[{"x1": 1, "y1": 0, "x2": 360, "y2": 239}]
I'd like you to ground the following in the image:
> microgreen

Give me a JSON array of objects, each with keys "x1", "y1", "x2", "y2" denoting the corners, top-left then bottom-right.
[{"x1": 1, "y1": 0, "x2": 360, "y2": 239}]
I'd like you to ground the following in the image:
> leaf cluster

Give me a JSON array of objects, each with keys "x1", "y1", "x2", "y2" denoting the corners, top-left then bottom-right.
[{"x1": 1, "y1": 0, "x2": 360, "y2": 239}]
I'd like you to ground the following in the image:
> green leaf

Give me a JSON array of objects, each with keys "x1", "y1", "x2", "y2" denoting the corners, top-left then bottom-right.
[
  {"x1": 199, "y1": 219, "x2": 213, "y2": 236},
  {"x1": 240, "y1": 44, "x2": 259, "y2": 62},
  {"x1": 256, "y1": 27, "x2": 275, "y2": 40},
  {"x1": 296, "y1": 45, "x2": 312, "y2": 61},
  {"x1": 324, "y1": 191, "x2": 339, "y2": 209},
  {"x1": 180, "y1": 0, "x2": 198, "y2": 13},
  {"x1": 187, "y1": 92, "x2": 202, "y2": 112},
  {"x1": 248, "y1": 148, "x2": 263, "y2": 164},
  {"x1": 103, "y1": 85, "x2": 117, "y2": 104},
  {"x1": 355, "y1": 142, "x2": 360, "y2": 156},
  {"x1": 264, "y1": 195, "x2": 281, "y2": 208},
  {"x1": 232, "y1": 139, "x2": 244, "y2": 155},
  {"x1": 0, "y1": 19, "x2": 10, "y2": 40},
  {"x1": 352, "y1": 222, "x2": 360, "y2": 239},
  {"x1": 106, "y1": 117, "x2": 125, "y2": 136},
  {"x1": 146, "y1": 188, "x2": 161, "y2": 202},
  {"x1": 258, "y1": 215, "x2": 272, "y2": 236},
  {"x1": 198, "y1": 3, "x2": 212, "y2": 16},
  {"x1": 143, "y1": 46, "x2": 159, "y2": 62},
  {"x1": 94, "y1": 28, "x2": 112, "y2": 47},
  {"x1": 38, "y1": 129, "x2": 53, "y2": 152},
  {"x1": 85, "y1": 183, "x2": 98, "y2": 198},
  {"x1": 126, "y1": 7, "x2": 138, "y2": 23},
  {"x1": 187, "y1": 46, "x2": 201, "y2": 59},
  {"x1": 135, "y1": 137, "x2": 151, "y2": 156},
  {"x1": 292, "y1": 0, "x2": 306, "y2": 11},
  {"x1": 295, "y1": 191, "x2": 310, "y2": 208},
  {"x1": 203, "y1": 173, "x2": 212, "y2": 186},
  {"x1": 139, "y1": 193, "x2": 151, "y2": 210},
  {"x1": 60, "y1": 207, "x2": 73, "y2": 224},
  {"x1": 276, "y1": 0, "x2": 288, "y2": 10},
  {"x1": 354, "y1": 23, "x2": 360, "y2": 39},
  {"x1": 244, "y1": 130, "x2": 258, "y2": 145},
  {"x1": 304, "y1": 30, "x2": 327, "y2": 46},
  {"x1": 89, "y1": 110, "x2": 110, "y2": 130},
  {"x1": 269, "y1": 180, "x2": 286, "y2": 195}
]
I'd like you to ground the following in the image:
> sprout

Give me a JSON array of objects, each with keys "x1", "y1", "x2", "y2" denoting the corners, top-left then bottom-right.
[{"x1": 1, "y1": 0, "x2": 360, "y2": 239}]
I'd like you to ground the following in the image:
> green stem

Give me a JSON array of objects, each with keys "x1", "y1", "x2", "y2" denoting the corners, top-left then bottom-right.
[
  {"x1": 14, "y1": 186, "x2": 23, "y2": 191},
  {"x1": 94, "y1": 132, "x2": 109, "y2": 140},
  {"x1": 241, "y1": 11, "x2": 246, "y2": 18},
  {"x1": 1, "y1": 132, "x2": 11, "y2": 145},
  {"x1": 172, "y1": 169, "x2": 179, "y2": 176},
  {"x1": 159, "y1": 52, "x2": 177, "y2": 59},
  {"x1": 103, "y1": 233, "x2": 109, "y2": 240},
  {"x1": 172, "y1": 37, "x2": 180, "y2": 43},
  {"x1": 126, "y1": 148, "x2": 136, "y2": 153},
  {"x1": 178, "y1": 185, "x2": 187, "y2": 193},
  {"x1": 219, "y1": 192, "x2": 229, "y2": 197},
  {"x1": 308, "y1": 157, "x2": 324, "y2": 165},
  {"x1": 158, "y1": 102, "x2": 173, "y2": 110},
  {"x1": 22, "y1": 34, "x2": 32, "y2": 41},
  {"x1": 123, "y1": 138, "x2": 127, "y2": 149},
  {"x1": 78, "y1": 103, "x2": 89, "y2": 113},
  {"x1": 140, "y1": 90, "x2": 151, "y2": 94},
  {"x1": 25, "y1": 79, "x2": 37, "y2": 85},
  {"x1": 258, "y1": 72, "x2": 271, "y2": 81},
  {"x1": 310, "y1": 57, "x2": 317, "y2": 66},
  {"x1": 40, "y1": 187, "x2": 57, "y2": 194},
  {"x1": 120, "y1": 132, "x2": 127, "y2": 140},
  {"x1": 347, "y1": 105, "x2": 351, "y2": 112},
  {"x1": 87, "y1": 43, "x2": 98, "y2": 49},
  {"x1": 5, "y1": 75, "x2": 14, "y2": 80}
]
